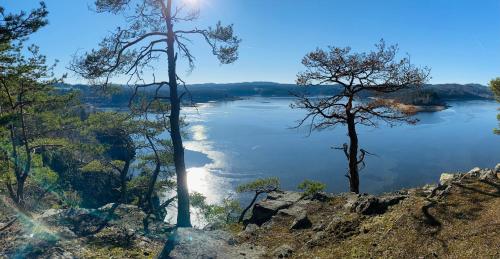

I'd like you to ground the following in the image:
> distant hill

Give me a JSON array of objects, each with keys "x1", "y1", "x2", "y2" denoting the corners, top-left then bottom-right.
[{"x1": 57, "y1": 82, "x2": 494, "y2": 108}]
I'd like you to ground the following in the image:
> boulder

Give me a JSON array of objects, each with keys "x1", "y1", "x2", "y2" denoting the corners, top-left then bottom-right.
[
  {"x1": 246, "y1": 200, "x2": 293, "y2": 226},
  {"x1": 495, "y1": 164, "x2": 500, "y2": 173},
  {"x1": 289, "y1": 212, "x2": 312, "y2": 230},
  {"x1": 273, "y1": 244, "x2": 293, "y2": 258}
]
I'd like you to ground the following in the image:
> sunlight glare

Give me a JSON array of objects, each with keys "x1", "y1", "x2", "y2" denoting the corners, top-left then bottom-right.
[{"x1": 183, "y1": 0, "x2": 201, "y2": 8}]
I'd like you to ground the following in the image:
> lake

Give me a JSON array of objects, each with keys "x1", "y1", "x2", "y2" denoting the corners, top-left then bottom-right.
[{"x1": 179, "y1": 98, "x2": 499, "y2": 204}]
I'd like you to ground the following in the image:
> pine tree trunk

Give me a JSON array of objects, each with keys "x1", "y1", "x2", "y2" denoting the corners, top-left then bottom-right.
[
  {"x1": 238, "y1": 191, "x2": 261, "y2": 223},
  {"x1": 166, "y1": 0, "x2": 191, "y2": 228},
  {"x1": 347, "y1": 114, "x2": 360, "y2": 194},
  {"x1": 120, "y1": 160, "x2": 130, "y2": 203},
  {"x1": 16, "y1": 176, "x2": 26, "y2": 206}
]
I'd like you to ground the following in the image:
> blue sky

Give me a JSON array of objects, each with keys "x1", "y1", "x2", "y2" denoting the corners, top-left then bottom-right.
[{"x1": 3, "y1": 0, "x2": 500, "y2": 85}]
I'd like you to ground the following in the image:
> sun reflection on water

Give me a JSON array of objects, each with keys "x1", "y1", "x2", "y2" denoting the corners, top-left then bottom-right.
[{"x1": 164, "y1": 109, "x2": 233, "y2": 226}]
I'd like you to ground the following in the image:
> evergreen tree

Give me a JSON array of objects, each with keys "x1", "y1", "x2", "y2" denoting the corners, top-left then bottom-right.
[
  {"x1": 293, "y1": 41, "x2": 429, "y2": 193},
  {"x1": 0, "y1": 44, "x2": 76, "y2": 206},
  {"x1": 71, "y1": 0, "x2": 240, "y2": 227}
]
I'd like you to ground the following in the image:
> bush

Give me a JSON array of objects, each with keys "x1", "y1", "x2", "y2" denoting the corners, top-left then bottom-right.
[
  {"x1": 61, "y1": 189, "x2": 82, "y2": 208},
  {"x1": 190, "y1": 192, "x2": 242, "y2": 229},
  {"x1": 298, "y1": 179, "x2": 326, "y2": 197}
]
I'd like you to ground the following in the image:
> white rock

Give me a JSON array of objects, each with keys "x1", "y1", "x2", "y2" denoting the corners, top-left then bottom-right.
[{"x1": 439, "y1": 173, "x2": 455, "y2": 186}]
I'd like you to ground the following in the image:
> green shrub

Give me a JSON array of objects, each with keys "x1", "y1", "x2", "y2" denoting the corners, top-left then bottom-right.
[
  {"x1": 190, "y1": 192, "x2": 242, "y2": 229},
  {"x1": 298, "y1": 179, "x2": 326, "y2": 197}
]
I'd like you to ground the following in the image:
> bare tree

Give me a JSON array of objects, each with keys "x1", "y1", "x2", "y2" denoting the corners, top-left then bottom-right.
[
  {"x1": 71, "y1": 0, "x2": 240, "y2": 227},
  {"x1": 293, "y1": 40, "x2": 429, "y2": 194}
]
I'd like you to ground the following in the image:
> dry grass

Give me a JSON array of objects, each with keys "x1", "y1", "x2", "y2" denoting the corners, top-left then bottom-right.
[{"x1": 238, "y1": 177, "x2": 500, "y2": 258}]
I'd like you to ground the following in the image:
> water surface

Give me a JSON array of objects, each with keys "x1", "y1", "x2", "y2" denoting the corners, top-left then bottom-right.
[{"x1": 180, "y1": 98, "x2": 499, "y2": 204}]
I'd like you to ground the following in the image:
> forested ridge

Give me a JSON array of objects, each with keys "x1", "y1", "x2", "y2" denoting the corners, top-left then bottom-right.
[{"x1": 60, "y1": 82, "x2": 493, "y2": 108}]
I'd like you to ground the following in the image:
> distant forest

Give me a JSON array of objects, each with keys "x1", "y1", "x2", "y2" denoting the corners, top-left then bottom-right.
[{"x1": 59, "y1": 82, "x2": 494, "y2": 108}]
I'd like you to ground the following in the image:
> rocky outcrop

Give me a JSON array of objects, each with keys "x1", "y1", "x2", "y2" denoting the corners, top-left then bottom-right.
[
  {"x1": 437, "y1": 166, "x2": 500, "y2": 187},
  {"x1": 234, "y1": 165, "x2": 500, "y2": 258}
]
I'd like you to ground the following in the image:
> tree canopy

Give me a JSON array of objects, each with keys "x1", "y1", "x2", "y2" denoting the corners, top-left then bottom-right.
[{"x1": 293, "y1": 40, "x2": 429, "y2": 193}]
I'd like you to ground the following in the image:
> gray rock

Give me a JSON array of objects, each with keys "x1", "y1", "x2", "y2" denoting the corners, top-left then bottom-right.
[
  {"x1": 267, "y1": 191, "x2": 303, "y2": 203},
  {"x1": 343, "y1": 193, "x2": 362, "y2": 211},
  {"x1": 273, "y1": 244, "x2": 293, "y2": 258},
  {"x1": 277, "y1": 206, "x2": 306, "y2": 218},
  {"x1": 247, "y1": 200, "x2": 293, "y2": 226},
  {"x1": 289, "y1": 212, "x2": 312, "y2": 230},
  {"x1": 495, "y1": 164, "x2": 500, "y2": 174},
  {"x1": 346, "y1": 194, "x2": 407, "y2": 215},
  {"x1": 169, "y1": 228, "x2": 265, "y2": 259}
]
